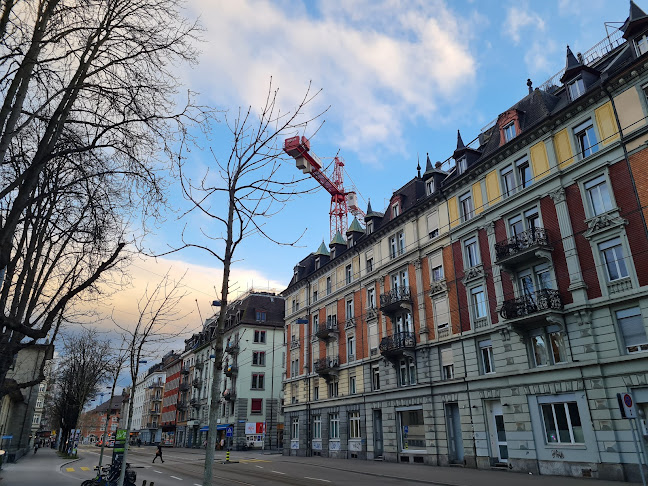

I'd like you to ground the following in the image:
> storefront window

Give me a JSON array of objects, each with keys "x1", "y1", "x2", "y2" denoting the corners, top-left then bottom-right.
[{"x1": 398, "y1": 409, "x2": 425, "y2": 450}]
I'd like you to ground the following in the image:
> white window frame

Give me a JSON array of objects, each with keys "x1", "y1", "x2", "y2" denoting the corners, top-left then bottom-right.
[
  {"x1": 392, "y1": 202, "x2": 400, "y2": 218},
  {"x1": 347, "y1": 335, "x2": 355, "y2": 361},
  {"x1": 539, "y1": 400, "x2": 584, "y2": 445},
  {"x1": 349, "y1": 375, "x2": 357, "y2": 394},
  {"x1": 616, "y1": 307, "x2": 648, "y2": 354},
  {"x1": 313, "y1": 415, "x2": 322, "y2": 439},
  {"x1": 367, "y1": 287, "x2": 376, "y2": 309},
  {"x1": 398, "y1": 356, "x2": 416, "y2": 386},
  {"x1": 568, "y1": 77, "x2": 585, "y2": 100},
  {"x1": 503, "y1": 121, "x2": 516, "y2": 142},
  {"x1": 459, "y1": 191, "x2": 474, "y2": 222},
  {"x1": 463, "y1": 236, "x2": 480, "y2": 268},
  {"x1": 636, "y1": 32, "x2": 648, "y2": 56},
  {"x1": 292, "y1": 416, "x2": 299, "y2": 439},
  {"x1": 501, "y1": 164, "x2": 516, "y2": 198},
  {"x1": 516, "y1": 156, "x2": 533, "y2": 189},
  {"x1": 430, "y1": 250, "x2": 444, "y2": 282},
  {"x1": 345, "y1": 264, "x2": 352, "y2": 284},
  {"x1": 530, "y1": 326, "x2": 567, "y2": 367},
  {"x1": 372, "y1": 366, "x2": 380, "y2": 391},
  {"x1": 350, "y1": 411, "x2": 361, "y2": 438},
  {"x1": 573, "y1": 119, "x2": 599, "y2": 159},
  {"x1": 584, "y1": 174, "x2": 614, "y2": 217},
  {"x1": 346, "y1": 298, "x2": 354, "y2": 320},
  {"x1": 457, "y1": 156, "x2": 467, "y2": 174},
  {"x1": 330, "y1": 413, "x2": 340, "y2": 439},
  {"x1": 470, "y1": 285, "x2": 488, "y2": 321},
  {"x1": 427, "y1": 210, "x2": 439, "y2": 239},
  {"x1": 426, "y1": 178, "x2": 435, "y2": 195},
  {"x1": 599, "y1": 237, "x2": 630, "y2": 282},
  {"x1": 479, "y1": 339, "x2": 495, "y2": 374}
]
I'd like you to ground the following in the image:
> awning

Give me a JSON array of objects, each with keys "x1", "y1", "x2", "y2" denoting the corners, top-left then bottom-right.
[
  {"x1": 199, "y1": 426, "x2": 209, "y2": 432},
  {"x1": 216, "y1": 424, "x2": 232, "y2": 431}
]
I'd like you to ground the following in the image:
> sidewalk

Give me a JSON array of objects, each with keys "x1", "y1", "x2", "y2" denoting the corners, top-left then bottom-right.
[{"x1": 0, "y1": 446, "x2": 78, "y2": 485}]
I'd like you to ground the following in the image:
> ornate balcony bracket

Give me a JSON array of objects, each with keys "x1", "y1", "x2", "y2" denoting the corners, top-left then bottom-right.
[
  {"x1": 429, "y1": 279, "x2": 447, "y2": 296},
  {"x1": 584, "y1": 210, "x2": 628, "y2": 239},
  {"x1": 379, "y1": 286, "x2": 413, "y2": 315},
  {"x1": 365, "y1": 307, "x2": 378, "y2": 320},
  {"x1": 314, "y1": 356, "x2": 340, "y2": 379},
  {"x1": 344, "y1": 317, "x2": 356, "y2": 330},
  {"x1": 462, "y1": 264, "x2": 485, "y2": 285},
  {"x1": 315, "y1": 322, "x2": 339, "y2": 341}
]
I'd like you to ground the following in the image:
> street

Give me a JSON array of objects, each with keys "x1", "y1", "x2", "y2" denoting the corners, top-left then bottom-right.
[{"x1": 1, "y1": 445, "x2": 644, "y2": 486}]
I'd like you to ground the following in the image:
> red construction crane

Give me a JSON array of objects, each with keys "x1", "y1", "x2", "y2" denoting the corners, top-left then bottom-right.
[{"x1": 283, "y1": 136, "x2": 365, "y2": 241}]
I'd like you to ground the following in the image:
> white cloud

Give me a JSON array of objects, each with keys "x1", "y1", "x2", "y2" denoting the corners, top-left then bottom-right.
[
  {"x1": 524, "y1": 39, "x2": 558, "y2": 75},
  {"x1": 504, "y1": 5, "x2": 545, "y2": 44},
  {"x1": 186, "y1": 0, "x2": 476, "y2": 161}
]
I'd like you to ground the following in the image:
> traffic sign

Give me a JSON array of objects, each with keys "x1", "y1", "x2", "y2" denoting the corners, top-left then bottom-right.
[
  {"x1": 618, "y1": 392, "x2": 637, "y2": 418},
  {"x1": 226, "y1": 426, "x2": 233, "y2": 437}
]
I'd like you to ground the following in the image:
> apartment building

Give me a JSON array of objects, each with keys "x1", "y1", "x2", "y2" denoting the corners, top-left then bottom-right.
[
  {"x1": 175, "y1": 349, "x2": 194, "y2": 447},
  {"x1": 161, "y1": 352, "x2": 181, "y2": 446},
  {"x1": 282, "y1": 2, "x2": 648, "y2": 481},
  {"x1": 130, "y1": 365, "x2": 166, "y2": 445}
]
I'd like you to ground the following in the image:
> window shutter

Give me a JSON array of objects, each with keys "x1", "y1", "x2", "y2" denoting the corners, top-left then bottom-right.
[
  {"x1": 440, "y1": 346, "x2": 453, "y2": 366},
  {"x1": 431, "y1": 251, "x2": 443, "y2": 271},
  {"x1": 448, "y1": 196, "x2": 459, "y2": 228},
  {"x1": 530, "y1": 141, "x2": 550, "y2": 181},
  {"x1": 594, "y1": 101, "x2": 620, "y2": 146},
  {"x1": 619, "y1": 311, "x2": 648, "y2": 347},
  {"x1": 554, "y1": 128, "x2": 574, "y2": 169},
  {"x1": 427, "y1": 211, "x2": 439, "y2": 236},
  {"x1": 434, "y1": 297, "x2": 449, "y2": 326}
]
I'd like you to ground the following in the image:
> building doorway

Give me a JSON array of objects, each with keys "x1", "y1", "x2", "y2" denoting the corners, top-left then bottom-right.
[
  {"x1": 445, "y1": 402, "x2": 464, "y2": 464},
  {"x1": 373, "y1": 410, "x2": 383, "y2": 458},
  {"x1": 486, "y1": 400, "x2": 508, "y2": 463}
]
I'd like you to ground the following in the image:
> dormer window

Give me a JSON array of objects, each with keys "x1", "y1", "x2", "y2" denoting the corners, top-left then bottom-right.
[
  {"x1": 426, "y1": 179, "x2": 435, "y2": 195},
  {"x1": 568, "y1": 78, "x2": 585, "y2": 100},
  {"x1": 392, "y1": 203, "x2": 400, "y2": 218},
  {"x1": 503, "y1": 122, "x2": 516, "y2": 142},
  {"x1": 636, "y1": 32, "x2": 648, "y2": 56},
  {"x1": 315, "y1": 257, "x2": 320, "y2": 270},
  {"x1": 457, "y1": 156, "x2": 467, "y2": 174},
  {"x1": 366, "y1": 220, "x2": 373, "y2": 234},
  {"x1": 331, "y1": 247, "x2": 336, "y2": 258}
]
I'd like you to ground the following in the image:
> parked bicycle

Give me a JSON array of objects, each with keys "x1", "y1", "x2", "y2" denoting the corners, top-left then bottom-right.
[{"x1": 80, "y1": 458, "x2": 136, "y2": 486}]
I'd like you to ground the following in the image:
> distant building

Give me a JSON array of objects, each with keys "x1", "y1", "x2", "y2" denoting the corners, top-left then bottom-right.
[
  {"x1": 78, "y1": 397, "x2": 124, "y2": 444},
  {"x1": 130, "y1": 364, "x2": 166, "y2": 445},
  {"x1": 0, "y1": 344, "x2": 53, "y2": 461},
  {"x1": 161, "y1": 351, "x2": 181, "y2": 446}
]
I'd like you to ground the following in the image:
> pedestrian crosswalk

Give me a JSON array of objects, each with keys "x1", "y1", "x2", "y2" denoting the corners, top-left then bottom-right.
[{"x1": 65, "y1": 466, "x2": 91, "y2": 472}]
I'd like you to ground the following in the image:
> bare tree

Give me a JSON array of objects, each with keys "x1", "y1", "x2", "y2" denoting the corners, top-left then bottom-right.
[
  {"x1": 0, "y1": 0, "x2": 211, "y2": 395},
  {"x1": 48, "y1": 329, "x2": 111, "y2": 453},
  {"x1": 115, "y1": 271, "x2": 188, "y2": 486},
  {"x1": 168, "y1": 79, "x2": 324, "y2": 486}
]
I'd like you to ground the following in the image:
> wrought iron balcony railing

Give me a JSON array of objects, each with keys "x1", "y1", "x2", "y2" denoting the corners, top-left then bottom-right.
[
  {"x1": 313, "y1": 355, "x2": 339, "y2": 375},
  {"x1": 225, "y1": 342, "x2": 240, "y2": 354},
  {"x1": 499, "y1": 289, "x2": 563, "y2": 321},
  {"x1": 224, "y1": 364, "x2": 238, "y2": 377},
  {"x1": 315, "y1": 321, "x2": 339, "y2": 340},
  {"x1": 223, "y1": 389, "x2": 236, "y2": 401},
  {"x1": 177, "y1": 401, "x2": 188, "y2": 410},
  {"x1": 194, "y1": 361, "x2": 204, "y2": 370},
  {"x1": 379, "y1": 286, "x2": 412, "y2": 313},
  {"x1": 179, "y1": 382, "x2": 190, "y2": 391},
  {"x1": 192, "y1": 379, "x2": 203, "y2": 388},
  {"x1": 494, "y1": 227, "x2": 551, "y2": 263},
  {"x1": 379, "y1": 331, "x2": 416, "y2": 357}
]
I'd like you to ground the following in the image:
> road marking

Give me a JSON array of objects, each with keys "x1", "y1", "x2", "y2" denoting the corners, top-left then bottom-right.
[
  {"x1": 66, "y1": 467, "x2": 75, "y2": 472},
  {"x1": 305, "y1": 477, "x2": 331, "y2": 483},
  {"x1": 80, "y1": 467, "x2": 90, "y2": 471},
  {"x1": 240, "y1": 459, "x2": 271, "y2": 463},
  {"x1": 170, "y1": 475, "x2": 183, "y2": 480},
  {"x1": 255, "y1": 465, "x2": 264, "y2": 469},
  {"x1": 154, "y1": 469, "x2": 163, "y2": 473},
  {"x1": 271, "y1": 470, "x2": 286, "y2": 475}
]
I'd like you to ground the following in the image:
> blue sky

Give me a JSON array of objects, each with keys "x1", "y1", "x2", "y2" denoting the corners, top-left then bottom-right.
[{"x1": 89, "y1": 0, "x2": 636, "y2": 369}]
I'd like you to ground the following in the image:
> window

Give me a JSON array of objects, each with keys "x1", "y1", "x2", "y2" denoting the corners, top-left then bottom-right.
[
  {"x1": 367, "y1": 287, "x2": 376, "y2": 309},
  {"x1": 313, "y1": 385, "x2": 319, "y2": 401},
  {"x1": 389, "y1": 231, "x2": 405, "y2": 258},
  {"x1": 430, "y1": 250, "x2": 444, "y2": 282},
  {"x1": 517, "y1": 157, "x2": 532, "y2": 189},
  {"x1": 256, "y1": 310, "x2": 266, "y2": 322},
  {"x1": 329, "y1": 413, "x2": 340, "y2": 439},
  {"x1": 372, "y1": 366, "x2": 380, "y2": 391},
  {"x1": 530, "y1": 326, "x2": 567, "y2": 367},
  {"x1": 328, "y1": 378, "x2": 339, "y2": 397},
  {"x1": 252, "y1": 351, "x2": 266, "y2": 366},
  {"x1": 326, "y1": 276, "x2": 332, "y2": 295},
  {"x1": 312, "y1": 313, "x2": 319, "y2": 335},
  {"x1": 38, "y1": 383, "x2": 46, "y2": 393},
  {"x1": 503, "y1": 121, "x2": 516, "y2": 142},
  {"x1": 251, "y1": 398, "x2": 263, "y2": 414},
  {"x1": 313, "y1": 415, "x2": 322, "y2": 439},
  {"x1": 433, "y1": 296, "x2": 450, "y2": 330},
  {"x1": 399, "y1": 356, "x2": 416, "y2": 386},
  {"x1": 459, "y1": 192, "x2": 474, "y2": 222},
  {"x1": 346, "y1": 298, "x2": 354, "y2": 320},
  {"x1": 541, "y1": 402, "x2": 584, "y2": 444},
  {"x1": 366, "y1": 220, "x2": 373, "y2": 234},
  {"x1": 426, "y1": 179, "x2": 435, "y2": 195},
  {"x1": 568, "y1": 78, "x2": 585, "y2": 100},
  {"x1": 441, "y1": 346, "x2": 454, "y2": 380},
  {"x1": 479, "y1": 339, "x2": 495, "y2": 374},
  {"x1": 32, "y1": 414, "x2": 40, "y2": 425},
  {"x1": 599, "y1": 238, "x2": 629, "y2": 281},
  {"x1": 312, "y1": 289, "x2": 318, "y2": 303},
  {"x1": 501, "y1": 165, "x2": 516, "y2": 198},
  {"x1": 347, "y1": 335, "x2": 355, "y2": 361},
  {"x1": 637, "y1": 32, "x2": 648, "y2": 56},
  {"x1": 457, "y1": 156, "x2": 467, "y2": 174},
  {"x1": 290, "y1": 358, "x2": 299, "y2": 377},
  {"x1": 574, "y1": 120, "x2": 599, "y2": 158},
  {"x1": 399, "y1": 409, "x2": 425, "y2": 450},
  {"x1": 427, "y1": 210, "x2": 439, "y2": 238},
  {"x1": 464, "y1": 236, "x2": 480, "y2": 268},
  {"x1": 366, "y1": 255, "x2": 373, "y2": 273},
  {"x1": 36, "y1": 398, "x2": 44, "y2": 409},
  {"x1": 346, "y1": 264, "x2": 352, "y2": 284},
  {"x1": 470, "y1": 286, "x2": 488, "y2": 321},
  {"x1": 315, "y1": 257, "x2": 320, "y2": 270},
  {"x1": 392, "y1": 203, "x2": 400, "y2": 218},
  {"x1": 291, "y1": 299, "x2": 297, "y2": 313},
  {"x1": 254, "y1": 330, "x2": 267, "y2": 343},
  {"x1": 350, "y1": 411, "x2": 361, "y2": 438},
  {"x1": 584, "y1": 175, "x2": 613, "y2": 216},
  {"x1": 349, "y1": 376, "x2": 356, "y2": 394},
  {"x1": 291, "y1": 417, "x2": 299, "y2": 439},
  {"x1": 616, "y1": 307, "x2": 648, "y2": 353}
]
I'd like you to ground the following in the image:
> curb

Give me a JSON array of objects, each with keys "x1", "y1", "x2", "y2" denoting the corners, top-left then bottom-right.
[{"x1": 59, "y1": 455, "x2": 82, "y2": 470}]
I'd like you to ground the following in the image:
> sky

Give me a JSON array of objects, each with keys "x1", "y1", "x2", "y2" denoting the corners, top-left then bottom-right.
[{"x1": 84, "y1": 0, "x2": 635, "y2": 381}]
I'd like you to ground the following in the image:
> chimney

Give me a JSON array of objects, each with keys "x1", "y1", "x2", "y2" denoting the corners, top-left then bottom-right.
[{"x1": 527, "y1": 78, "x2": 533, "y2": 94}]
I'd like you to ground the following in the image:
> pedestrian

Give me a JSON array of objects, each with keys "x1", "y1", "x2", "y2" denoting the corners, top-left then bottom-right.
[
  {"x1": 137, "y1": 438, "x2": 141, "y2": 447},
  {"x1": 33, "y1": 442, "x2": 38, "y2": 454},
  {"x1": 220, "y1": 438, "x2": 224, "y2": 450},
  {"x1": 152, "y1": 443, "x2": 164, "y2": 463}
]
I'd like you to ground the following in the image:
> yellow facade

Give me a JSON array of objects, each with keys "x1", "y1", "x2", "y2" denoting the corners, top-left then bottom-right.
[
  {"x1": 529, "y1": 141, "x2": 550, "y2": 180},
  {"x1": 485, "y1": 170, "x2": 501, "y2": 206},
  {"x1": 594, "y1": 101, "x2": 620, "y2": 146},
  {"x1": 448, "y1": 196, "x2": 459, "y2": 228},
  {"x1": 554, "y1": 128, "x2": 574, "y2": 169},
  {"x1": 472, "y1": 182, "x2": 484, "y2": 214},
  {"x1": 614, "y1": 86, "x2": 646, "y2": 136}
]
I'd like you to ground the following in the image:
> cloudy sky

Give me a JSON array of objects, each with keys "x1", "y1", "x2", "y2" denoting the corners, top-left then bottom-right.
[{"x1": 92, "y1": 0, "x2": 632, "y2": 377}]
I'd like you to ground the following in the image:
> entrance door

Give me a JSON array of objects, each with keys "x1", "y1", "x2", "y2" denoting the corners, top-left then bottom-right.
[
  {"x1": 373, "y1": 410, "x2": 383, "y2": 457},
  {"x1": 488, "y1": 401, "x2": 508, "y2": 463},
  {"x1": 445, "y1": 403, "x2": 464, "y2": 463}
]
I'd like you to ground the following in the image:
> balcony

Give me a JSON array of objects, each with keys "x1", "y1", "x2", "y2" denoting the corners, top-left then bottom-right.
[
  {"x1": 379, "y1": 331, "x2": 416, "y2": 359},
  {"x1": 494, "y1": 228, "x2": 552, "y2": 270},
  {"x1": 151, "y1": 396, "x2": 162, "y2": 402},
  {"x1": 223, "y1": 389, "x2": 236, "y2": 402},
  {"x1": 194, "y1": 360, "x2": 204, "y2": 370},
  {"x1": 149, "y1": 381, "x2": 163, "y2": 389},
  {"x1": 149, "y1": 409, "x2": 160, "y2": 415},
  {"x1": 179, "y1": 382, "x2": 189, "y2": 392},
  {"x1": 192, "y1": 379, "x2": 203, "y2": 388},
  {"x1": 314, "y1": 356, "x2": 340, "y2": 378},
  {"x1": 224, "y1": 364, "x2": 238, "y2": 377},
  {"x1": 379, "y1": 286, "x2": 413, "y2": 315},
  {"x1": 499, "y1": 289, "x2": 563, "y2": 325},
  {"x1": 225, "y1": 342, "x2": 240, "y2": 354},
  {"x1": 177, "y1": 401, "x2": 188, "y2": 411},
  {"x1": 146, "y1": 422, "x2": 158, "y2": 429},
  {"x1": 190, "y1": 398, "x2": 200, "y2": 409},
  {"x1": 289, "y1": 338, "x2": 300, "y2": 350},
  {"x1": 181, "y1": 366, "x2": 190, "y2": 375},
  {"x1": 315, "y1": 321, "x2": 339, "y2": 341}
]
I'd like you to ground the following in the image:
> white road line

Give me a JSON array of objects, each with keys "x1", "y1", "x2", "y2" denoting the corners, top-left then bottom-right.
[
  {"x1": 195, "y1": 484, "x2": 202, "y2": 486},
  {"x1": 255, "y1": 465, "x2": 264, "y2": 468},
  {"x1": 304, "y1": 477, "x2": 331, "y2": 483},
  {"x1": 154, "y1": 470, "x2": 163, "y2": 473},
  {"x1": 271, "y1": 470, "x2": 286, "y2": 475},
  {"x1": 170, "y1": 475, "x2": 183, "y2": 480}
]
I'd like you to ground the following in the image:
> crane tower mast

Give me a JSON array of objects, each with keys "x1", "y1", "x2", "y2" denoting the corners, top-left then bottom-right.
[{"x1": 283, "y1": 136, "x2": 364, "y2": 241}]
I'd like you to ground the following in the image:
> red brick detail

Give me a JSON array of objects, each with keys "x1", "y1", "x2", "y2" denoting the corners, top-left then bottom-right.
[
  {"x1": 451, "y1": 241, "x2": 470, "y2": 333},
  {"x1": 564, "y1": 186, "x2": 602, "y2": 300},
  {"x1": 494, "y1": 219, "x2": 515, "y2": 302},
  {"x1": 478, "y1": 228, "x2": 498, "y2": 325},
  {"x1": 421, "y1": 256, "x2": 433, "y2": 337},
  {"x1": 611, "y1": 159, "x2": 648, "y2": 287},
  {"x1": 498, "y1": 109, "x2": 521, "y2": 146},
  {"x1": 445, "y1": 244, "x2": 458, "y2": 339},
  {"x1": 354, "y1": 289, "x2": 365, "y2": 360}
]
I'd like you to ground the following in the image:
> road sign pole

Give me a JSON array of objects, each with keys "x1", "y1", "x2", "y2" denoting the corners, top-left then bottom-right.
[{"x1": 631, "y1": 417, "x2": 647, "y2": 486}]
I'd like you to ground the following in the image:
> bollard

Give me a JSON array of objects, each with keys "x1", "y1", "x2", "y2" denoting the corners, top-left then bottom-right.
[
  {"x1": 142, "y1": 481, "x2": 147, "y2": 486},
  {"x1": 226, "y1": 450, "x2": 230, "y2": 463}
]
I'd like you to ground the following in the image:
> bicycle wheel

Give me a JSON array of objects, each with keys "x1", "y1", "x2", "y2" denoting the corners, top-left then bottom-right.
[{"x1": 81, "y1": 480, "x2": 96, "y2": 486}]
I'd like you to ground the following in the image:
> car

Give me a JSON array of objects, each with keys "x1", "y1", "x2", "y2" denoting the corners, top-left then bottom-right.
[{"x1": 95, "y1": 440, "x2": 103, "y2": 447}]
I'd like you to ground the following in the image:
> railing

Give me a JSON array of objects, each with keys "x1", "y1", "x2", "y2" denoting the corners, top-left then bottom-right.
[
  {"x1": 194, "y1": 361, "x2": 203, "y2": 370},
  {"x1": 177, "y1": 401, "x2": 187, "y2": 410},
  {"x1": 608, "y1": 277, "x2": 633, "y2": 295},
  {"x1": 314, "y1": 356, "x2": 339, "y2": 373},
  {"x1": 499, "y1": 289, "x2": 563, "y2": 320},
  {"x1": 223, "y1": 389, "x2": 236, "y2": 401},
  {"x1": 149, "y1": 409, "x2": 160, "y2": 415},
  {"x1": 437, "y1": 326, "x2": 450, "y2": 339},
  {"x1": 290, "y1": 338, "x2": 300, "y2": 350},
  {"x1": 190, "y1": 398, "x2": 200, "y2": 408},
  {"x1": 192, "y1": 379, "x2": 202, "y2": 388},
  {"x1": 179, "y1": 382, "x2": 189, "y2": 391},
  {"x1": 225, "y1": 342, "x2": 240, "y2": 354},
  {"x1": 151, "y1": 396, "x2": 162, "y2": 401},
  {"x1": 494, "y1": 227, "x2": 550, "y2": 262},
  {"x1": 379, "y1": 286, "x2": 412, "y2": 310},
  {"x1": 181, "y1": 366, "x2": 190, "y2": 375},
  {"x1": 224, "y1": 364, "x2": 238, "y2": 377},
  {"x1": 379, "y1": 331, "x2": 417, "y2": 355},
  {"x1": 315, "y1": 321, "x2": 339, "y2": 339}
]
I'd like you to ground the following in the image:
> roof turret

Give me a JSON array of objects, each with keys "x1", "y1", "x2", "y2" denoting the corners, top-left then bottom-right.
[
  {"x1": 347, "y1": 217, "x2": 364, "y2": 234},
  {"x1": 314, "y1": 240, "x2": 330, "y2": 256}
]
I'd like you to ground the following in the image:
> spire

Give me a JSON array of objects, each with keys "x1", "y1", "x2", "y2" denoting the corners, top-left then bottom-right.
[
  {"x1": 630, "y1": 0, "x2": 648, "y2": 22},
  {"x1": 347, "y1": 217, "x2": 364, "y2": 234},
  {"x1": 622, "y1": 0, "x2": 648, "y2": 38},
  {"x1": 330, "y1": 231, "x2": 346, "y2": 246},
  {"x1": 565, "y1": 45, "x2": 580, "y2": 71},
  {"x1": 314, "y1": 240, "x2": 330, "y2": 256},
  {"x1": 456, "y1": 130, "x2": 465, "y2": 150},
  {"x1": 417, "y1": 154, "x2": 421, "y2": 178},
  {"x1": 366, "y1": 199, "x2": 373, "y2": 214},
  {"x1": 425, "y1": 153, "x2": 433, "y2": 172}
]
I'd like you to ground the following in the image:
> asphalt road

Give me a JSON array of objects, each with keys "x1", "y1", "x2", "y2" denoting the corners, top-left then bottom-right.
[{"x1": 2, "y1": 444, "x2": 643, "y2": 486}]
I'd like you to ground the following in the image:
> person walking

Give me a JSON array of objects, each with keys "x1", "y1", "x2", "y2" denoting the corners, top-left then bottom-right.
[
  {"x1": 33, "y1": 442, "x2": 38, "y2": 454},
  {"x1": 152, "y1": 443, "x2": 164, "y2": 463}
]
